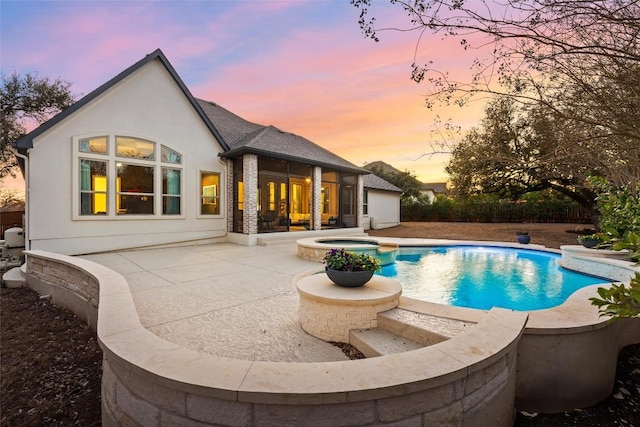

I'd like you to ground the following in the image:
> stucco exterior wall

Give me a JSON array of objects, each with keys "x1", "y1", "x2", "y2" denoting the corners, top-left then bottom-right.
[
  {"x1": 364, "y1": 189, "x2": 401, "y2": 230},
  {"x1": 25, "y1": 60, "x2": 227, "y2": 255}
]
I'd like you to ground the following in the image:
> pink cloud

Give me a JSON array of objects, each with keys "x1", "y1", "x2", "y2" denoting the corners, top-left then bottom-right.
[
  {"x1": 4, "y1": 1, "x2": 490, "y2": 183},
  {"x1": 189, "y1": 19, "x2": 486, "y2": 182}
]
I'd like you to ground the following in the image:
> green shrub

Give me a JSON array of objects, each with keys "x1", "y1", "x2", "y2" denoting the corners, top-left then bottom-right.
[{"x1": 590, "y1": 273, "x2": 640, "y2": 319}]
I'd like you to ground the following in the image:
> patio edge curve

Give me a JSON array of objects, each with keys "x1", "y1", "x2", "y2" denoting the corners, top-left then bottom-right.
[{"x1": 24, "y1": 249, "x2": 526, "y2": 426}]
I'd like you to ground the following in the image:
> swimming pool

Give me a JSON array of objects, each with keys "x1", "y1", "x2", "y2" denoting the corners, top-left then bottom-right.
[{"x1": 379, "y1": 246, "x2": 611, "y2": 311}]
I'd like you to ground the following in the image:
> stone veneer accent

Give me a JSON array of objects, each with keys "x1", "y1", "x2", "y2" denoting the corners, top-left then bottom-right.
[
  {"x1": 226, "y1": 158, "x2": 234, "y2": 233},
  {"x1": 242, "y1": 154, "x2": 258, "y2": 235},
  {"x1": 357, "y1": 175, "x2": 364, "y2": 228},
  {"x1": 312, "y1": 166, "x2": 322, "y2": 231},
  {"x1": 297, "y1": 275, "x2": 402, "y2": 342},
  {"x1": 20, "y1": 245, "x2": 640, "y2": 425}
]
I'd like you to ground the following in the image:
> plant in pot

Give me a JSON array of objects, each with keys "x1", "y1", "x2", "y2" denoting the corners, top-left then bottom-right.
[
  {"x1": 577, "y1": 233, "x2": 605, "y2": 249},
  {"x1": 323, "y1": 249, "x2": 381, "y2": 287}
]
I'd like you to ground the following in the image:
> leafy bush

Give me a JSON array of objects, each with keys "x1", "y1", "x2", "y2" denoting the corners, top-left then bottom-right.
[
  {"x1": 588, "y1": 177, "x2": 640, "y2": 319},
  {"x1": 590, "y1": 273, "x2": 640, "y2": 319},
  {"x1": 588, "y1": 176, "x2": 640, "y2": 235}
]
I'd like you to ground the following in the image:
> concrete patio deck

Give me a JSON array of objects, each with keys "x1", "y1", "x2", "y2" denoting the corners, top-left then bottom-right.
[{"x1": 80, "y1": 242, "x2": 351, "y2": 363}]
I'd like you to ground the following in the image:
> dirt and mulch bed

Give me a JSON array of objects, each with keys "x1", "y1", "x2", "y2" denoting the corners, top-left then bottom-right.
[
  {"x1": 1, "y1": 287, "x2": 102, "y2": 426},
  {"x1": 1, "y1": 222, "x2": 638, "y2": 426},
  {"x1": 367, "y1": 221, "x2": 593, "y2": 249}
]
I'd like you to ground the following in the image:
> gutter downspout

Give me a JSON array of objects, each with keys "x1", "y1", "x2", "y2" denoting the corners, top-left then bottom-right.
[{"x1": 11, "y1": 149, "x2": 29, "y2": 251}]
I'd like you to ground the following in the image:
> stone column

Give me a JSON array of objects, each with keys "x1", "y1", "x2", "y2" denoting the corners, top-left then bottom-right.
[
  {"x1": 312, "y1": 166, "x2": 322, "y2": 230},
  {"x1": 226, "y1": 158, "x2": 234, "y2": 233},
  {"x1": 243, "y1": 154, "x2": 258, "y2": 235},
  {"x1": 357, "y1": 174, "x2": 364, "y2": 228}
]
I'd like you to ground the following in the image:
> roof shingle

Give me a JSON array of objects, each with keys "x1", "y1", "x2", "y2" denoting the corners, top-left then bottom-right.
[
  {"x1": 197, "y1": 99, "x2": 368, "y2": 174},
  {"x1": 363, "y1": 174, "x2": 404, "y2": 193}
]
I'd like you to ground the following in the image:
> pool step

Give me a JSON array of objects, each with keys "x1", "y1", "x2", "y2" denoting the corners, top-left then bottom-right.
[
  {"x1": 378, "y1": 308, "x2": 476, "y2": 346},
  {"x1": 349, "y1": 308, "x2": 477, "y2": 357},
  {"x1": 350, "y1": 328, "x2": 423, "y2": 357}
]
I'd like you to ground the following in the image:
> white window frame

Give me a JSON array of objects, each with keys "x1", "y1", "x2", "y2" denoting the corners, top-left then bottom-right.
[
  {"x1": 363, "y1": 189, "x2": 369, "y2": 215},
  {"x1": 72, "y1": 134, "x2": 185, "y2": 220},
  {"x1": 197, "y1": 170, "x2": 224, "y2": 218}
]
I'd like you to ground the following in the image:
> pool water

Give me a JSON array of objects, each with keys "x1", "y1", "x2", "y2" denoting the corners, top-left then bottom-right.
[{"x1": 378, "y1": 246, "x2": 610, "y2": 311}]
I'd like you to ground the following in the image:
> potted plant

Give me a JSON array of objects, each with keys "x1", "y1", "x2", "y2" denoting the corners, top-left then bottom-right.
[
  {"x1": 516, "y1": 231, "x2": 531, "y2": 244},
  {"x1": 322, "y1": 249, "x2": 381, "y2": 287},
  {"x1": 577, "y1": 233, "x2": 604, "y2": 249}
]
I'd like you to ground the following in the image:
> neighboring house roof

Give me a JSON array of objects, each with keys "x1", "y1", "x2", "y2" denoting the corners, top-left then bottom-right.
[
  {"x1": 14, "y1": 49, "x2": 228, "y2": 152},
  {"x1": 422, "y1": 182, "x2": 448, "y2": 194},
  {"x1": 365, "y1": 160, "x2": 448, "y2": 194},
  {"x1": 363, "y1": 174, "x2": 403, "y2": 193},
  {"x1": 199, "y1": 100, "x2": 368, "y2": 175}
]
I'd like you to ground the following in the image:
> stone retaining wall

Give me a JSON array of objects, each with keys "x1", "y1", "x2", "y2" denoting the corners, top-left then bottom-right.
[
  {"x1": 25, "y1": 246, "x2": 639, "y2": 424},
  {"x1": 23, "y1": 249, "x2": 527, "y2": 427}
]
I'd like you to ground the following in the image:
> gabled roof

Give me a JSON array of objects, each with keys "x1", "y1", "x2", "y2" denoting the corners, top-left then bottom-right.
[
  {"x1": 198, "y1": 99, "x2": 368, "y2": 175},
  {"x1": 15, "y1": 49, "x2": 369, "y2": 176},
  {"x1": 14, "y1": 49, "x2": 228, "y2": 152},
  {"x1": 422, "y1": 182, "x2": 448, "y2": 193},
  {"x1": 363, "y1": 174, "x2": 404, "y2": 193}
]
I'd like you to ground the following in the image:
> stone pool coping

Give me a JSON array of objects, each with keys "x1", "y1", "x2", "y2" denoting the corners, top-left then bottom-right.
[{"x1": 20, "y1": 239, "x2": 640, "y2": 424}]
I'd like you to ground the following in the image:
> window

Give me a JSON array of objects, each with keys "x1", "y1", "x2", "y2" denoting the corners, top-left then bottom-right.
[
  {"x1": 116, "y1": 136, "x2": 154, "y2": 159},
  {"x1": 76, "y1": 135, "x2": 183, "y2": 217},
  {"x1": 292, "y1": 183, "x2": 302, "y2": 214},
  {"x1": 161, "y1": 145, "x2": 182, "y2": 164},
  {"x1": 80, "y1": 159, "x2": 107, "y2": 215},
  {"x1": 268, "y1": 182, "x2": 276, "y2": 211},
  {"x1": 201, "y1": 172, "x2": 220, "y2": 215},
  {"x1": 163, "y1": 168, "x2": 181, "y2": 215},
  {"x1": 237, "y1": 181, "x2": 244, "y2": 211},
  {"x1": 117, "y1": 163, "x2": 154, "y2": 215},
  {"x1": 363, "y1": 190, "x2": 369, "y2": 215},
  {"x1": 79, "y1": 136, "x2": 107, "y2": 154},
  {"x1": 280, "y1": 183, "x2": 287, "y2": 217}
]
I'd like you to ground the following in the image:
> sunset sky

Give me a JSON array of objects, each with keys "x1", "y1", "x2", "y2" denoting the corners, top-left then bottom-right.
[{"x1": 1, "y1": 0, "x2": 489, "y2": 193}]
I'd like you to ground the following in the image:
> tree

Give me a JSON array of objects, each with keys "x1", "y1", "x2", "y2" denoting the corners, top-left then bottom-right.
[
  {"x1": 351, "y1": 0, "x2": 640, "y2": 175},
  {"x1": 1, "y1": 72, "x2": 75, "y2": 179},
  {"x1": 363, "y1": 162, "x2": 424, "y2": 200},
  {"x1": 445, "y1": 96, "x2": 600, "y2": 210},
  {"x1": 0, "y1": 189, "x2": 25, "y2": 212}
]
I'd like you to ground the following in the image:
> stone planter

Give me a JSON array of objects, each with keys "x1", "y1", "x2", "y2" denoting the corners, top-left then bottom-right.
[
  {"x1": 517, "y1": 233, "x2": 531, "y2": 244},
  {"x1": 325, "y1": 269, "x2": 374, "y2": 287}
]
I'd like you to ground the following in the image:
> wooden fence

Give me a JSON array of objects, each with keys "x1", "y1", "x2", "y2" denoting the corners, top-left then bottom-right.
[
  {"x1": 1, "y1": 211, "x2": 24, "y2": 239},
  {"x1": 401, "y1": 202, "x2": 593, "y2": 224}
]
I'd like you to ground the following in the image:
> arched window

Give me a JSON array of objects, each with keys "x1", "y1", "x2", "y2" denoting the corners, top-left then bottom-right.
[{"x1": 75, "y1": 135, "x2": 183, "y2": 217}]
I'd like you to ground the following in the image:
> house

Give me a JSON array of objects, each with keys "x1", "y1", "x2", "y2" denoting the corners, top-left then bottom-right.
[
  {"x1": 362, "y1": 174, "x2": 403, "y2": 230},
  {"x1": 13, "y1": 49, "x2": 371, "y2": 255},
  {"x1": 364, "y1": 160, "x2": 447, "y2": 203},
  {"x1": 421, "y1": 182, "x2": 448, "y2": 203}
]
